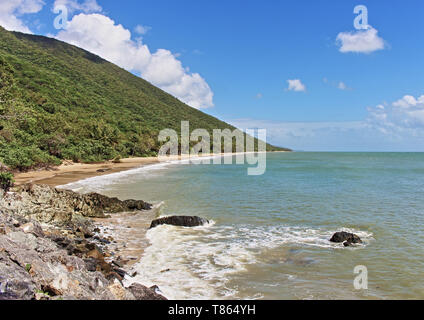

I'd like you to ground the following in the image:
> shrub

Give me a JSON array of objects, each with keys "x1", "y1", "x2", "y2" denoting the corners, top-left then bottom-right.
[{"x1": 0, "y1": 171, "x2": 14, "y2": 192}]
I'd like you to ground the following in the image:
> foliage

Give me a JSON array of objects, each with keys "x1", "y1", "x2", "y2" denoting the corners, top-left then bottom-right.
[
  {"x1": 0, "y1": 26, "x2": 289, "y2": 171},
  {"x1": 0, "y1": 171, "x2": 14, "y2": 192}
]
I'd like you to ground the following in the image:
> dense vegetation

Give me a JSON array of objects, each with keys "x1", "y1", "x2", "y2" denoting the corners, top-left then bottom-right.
[{"x1": 0, "y1": 26, "x2": 288, "y2": 171}]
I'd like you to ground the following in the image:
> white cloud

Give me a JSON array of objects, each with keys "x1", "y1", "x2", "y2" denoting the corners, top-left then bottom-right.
[
  {"x1": 134, "y1": 24, "x2": 151, "y2": 35},
  {"x1": 53, "y1": 0, "x2": 101, "y2": 13},
  {"x1": 56, "y1": 13, "x2": 214, "y2": 109},
  {"x1": 0, "y1": 0, "x2": 45, "y2": 33},
  {"x1": 337, "y1": 82, "x2": 346, "y2": 90},
  {"x1": 336, "y1": 26, "x2": 385, "y2": 54},
  {"x1": 255, "y1": 93, "x2": 263, "y2": 99},
  {"x1": 368, "y1": 94, "x2": 424, "y2": 133},
  {"x1": 287, "y1": 79, "x2": 306, "y2": 92}
]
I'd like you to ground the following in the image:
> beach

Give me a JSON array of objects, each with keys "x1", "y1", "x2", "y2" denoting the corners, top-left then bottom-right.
[
  {"x1": 13, "y1": 157, "x2": 160, "y2": 187},
  {"x1": 14, "y1": 152, "x2": 268, "y2": 187}
]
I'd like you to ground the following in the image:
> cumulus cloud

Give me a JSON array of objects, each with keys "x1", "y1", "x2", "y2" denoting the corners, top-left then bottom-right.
[
  {"x1": 53, "y1": 0, "x2": 102, "y2": 13},
  {"x1": 55, "y1": 13, "x2": 214, "y2": 109},
  {"x1": 336, "y1": 27, "x2": 386, "y2": 54},
  {"x1": 368, "y1": 94, "x2": 424, "y2": 134},
  {"x1": 0, "y1": 0, "x2": 45, "y2": 33},
  {"x1": 287, "y1": 79, "x2": 306, "y2": 92}
]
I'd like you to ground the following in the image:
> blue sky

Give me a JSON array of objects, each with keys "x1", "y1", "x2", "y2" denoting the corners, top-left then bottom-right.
[{"x1": 1, "y1": 0, "x2": 424, "y2": 151}]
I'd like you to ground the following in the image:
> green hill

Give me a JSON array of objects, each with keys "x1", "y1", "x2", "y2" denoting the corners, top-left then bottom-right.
[{"x1": 0, "y1": 26, "x2": 289, "y2": 171}]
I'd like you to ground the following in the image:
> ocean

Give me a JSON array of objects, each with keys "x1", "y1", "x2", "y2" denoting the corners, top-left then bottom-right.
[{"x1": 62, "y1": 152, "x2": 424, "y2": 300}]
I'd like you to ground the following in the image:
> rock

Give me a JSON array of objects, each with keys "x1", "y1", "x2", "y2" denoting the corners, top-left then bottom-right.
[
  {"x1": 113, "y1": 268, "x2": 126, "y2": 278},
  {"x1": 0, "y1": 193, "x2": 155, "y2": 301},
  {"x1": 344, "y1": 241, "x2": 353, "y2": 247},
  {"x1": 35, "y1": 292, "x2": 50, "y2": 300},
  {"x1": 20, "y1": 222, "x2": 44, "y2": 238},
  {"x1": 12, "y1": 219, "x2": 20, "y2": 228},
  {"x1": 108, "y1": 280, "x2": 135, "y2": 300},
  {"x1": 112, "y1": 260, "x2": 124, "y2": 268},
  {"x1": 330, "y1": 232, "x2": 362, "y2": 245},
  {"x1": 128, "y1": 283, "x2": 167, "y2": 300},
  {"x1": 83, "y1": 258, "x2": 98, "y2": 272},
  {"x1": 150, "y1": 216, "x2": 209, "y2": 229},
  {"x1": 87, "y1": 248, "x2": 105, "y2": 260},
  {"x1": 0, "y1": 184, "x2": 153, "y2": 226}
]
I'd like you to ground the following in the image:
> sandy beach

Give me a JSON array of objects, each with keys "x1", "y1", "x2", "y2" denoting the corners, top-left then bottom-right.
[
  {"x1": 14, "y1": 152, "x2": 276, "y2": 187},
  {"x1": 14, "y1": 157, "x2": 160, "y2": 187}
]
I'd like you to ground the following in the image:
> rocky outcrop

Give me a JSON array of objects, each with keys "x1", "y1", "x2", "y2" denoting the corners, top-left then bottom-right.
[
  {"x1": 0, "y1": 185, "x2": 164, "y2": 301},
  {"x1": 0, "y1": 184, "x2": 152, "y2": 226},
  {"x1": 0, "y1": 211, "x2": 116, "y2": 300},
  {"x1": 150, "y1": 216, "x2": 209, "y2": 229},
  {"x1": 330, "y1": 232, "x2": 362, "y2": 247}
]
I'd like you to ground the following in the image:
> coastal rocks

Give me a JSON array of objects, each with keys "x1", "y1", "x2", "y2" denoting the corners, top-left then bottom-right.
[
  {"x1": 330, "y1": 232, "x2": 362, "y2": 247},
  {"x1": 128, "y1": 283, "x2": 167, "y2": 300},
  {"x1": 0, "y1": 185, "x2": 165, "y2": 300},
  {"x1": 0, "y1": 229, "x2": 114, "y2": 299},
  {"x1": 150, "y1": 216, "x2": 209, "y2": 229},
  {"x1": 0, "y1": 184, "x2": 152, "y2": 226},
  {"x1": 0, "y1": 210, "x2": 159, "y2": 300}
]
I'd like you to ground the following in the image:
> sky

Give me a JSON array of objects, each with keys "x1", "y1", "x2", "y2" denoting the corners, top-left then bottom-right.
[{"x1": 1, "y1": 0, "x2": 424, "y2": 151}]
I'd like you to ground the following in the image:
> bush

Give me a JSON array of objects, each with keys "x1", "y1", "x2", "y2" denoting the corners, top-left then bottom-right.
[{"x1": 0, "y1": 171, "x2": 14, "y2": 192}]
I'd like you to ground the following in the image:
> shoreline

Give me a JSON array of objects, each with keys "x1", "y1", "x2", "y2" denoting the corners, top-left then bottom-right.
[
  {"x1": 15, "y1": 152, "x2": 285, "y2": 187},
  {"x1": 8, "y1": 151, "x2": 288, "y2": 300}
]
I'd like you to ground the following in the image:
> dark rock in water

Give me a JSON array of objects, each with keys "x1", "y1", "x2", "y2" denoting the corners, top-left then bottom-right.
[
  {"x1": 150, "y1": 216, "x2": 209, "y2": 229},
  {"x1": 330, "y1": 232, "x2": 362, "y2": 245},
  {"x1": 128, "y1": 283, "x2": 167, "y2": 300}
]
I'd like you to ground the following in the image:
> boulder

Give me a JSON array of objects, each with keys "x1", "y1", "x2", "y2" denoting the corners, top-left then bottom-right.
[
  {"x1": 128, "y1": 283, "x2": 167, "y2": 300},
  {"x1": 330, "y1": 232, "x2": 362, "y2": 246},
  {"x1": 150, "y1": 216, "x2": 209, "y2": 229}
]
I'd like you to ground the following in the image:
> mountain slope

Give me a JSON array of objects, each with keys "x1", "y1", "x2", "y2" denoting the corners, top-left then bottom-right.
[{"x1": 0, "y1": 26, "x2": 288, "y2": 170}]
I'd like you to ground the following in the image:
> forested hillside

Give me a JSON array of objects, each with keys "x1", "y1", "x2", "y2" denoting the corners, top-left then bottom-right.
[{"x1": 0, "y1": 26, "x2": 288, "y2": 171}]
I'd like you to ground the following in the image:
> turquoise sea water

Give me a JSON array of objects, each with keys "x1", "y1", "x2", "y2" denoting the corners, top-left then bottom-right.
[{"x1": 64, "y1": 153, "x2": 424, "y2": 300}]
